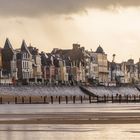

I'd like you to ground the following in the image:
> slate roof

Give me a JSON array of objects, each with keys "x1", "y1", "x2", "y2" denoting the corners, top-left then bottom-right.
[
  {"x1": 96, "y1": 45, "x2": 104, "y2": 54},
  {"x1": 3, "y1": 38, "x2": 14, "y2": 53},
  {"x1": 21, "y1": 40, "x2": 32, "y2": 56}
]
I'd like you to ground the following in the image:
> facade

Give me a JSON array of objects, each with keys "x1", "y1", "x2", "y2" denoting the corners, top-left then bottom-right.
[
  {"x1": 2, "y1": 38, "x2": 15, "y2": 76},
  {"x1": 92, "y1": 46, "x2": 108, "y2": 84},
  {"x1": 126, "y1": 59, "x2": 137, "y2": 84},
  {"x1": 0, "y1": 39, "x2": 140, "y2": 86},
  {"x1": 52, "y1": 43, "x2": 87, "y2": 84},
  {"x1": 108, "y1": 62, "x2": 125, "y2": 86},
  {"x1": 1, "y1": 39, "x2": 17, "y2": 84},
  {"x1": 28, "y1": 46, "x2": 42, "y2": 83},
  {"x1": 89, "y1": 52, "x2": 99, "y2": 83},
  {"x1": 17, "y1": 40, "x2": 33, "y2": 84},
  {"x1": 0, "y1": 48, "x2": 2, "y2": 69}
]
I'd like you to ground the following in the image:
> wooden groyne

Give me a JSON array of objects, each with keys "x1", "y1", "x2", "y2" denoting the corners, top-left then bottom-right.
[
  {"x1": 0, "y1": 94, "x2": 140, "y2": 104},
  {"x1": 0, "y1": 95, "x2": 90, "y2": 104}
]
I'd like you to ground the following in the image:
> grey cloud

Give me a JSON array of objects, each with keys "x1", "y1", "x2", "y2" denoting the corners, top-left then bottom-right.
[{"x1": 0, "y1": 0, "x2": 140, "y2": 17}]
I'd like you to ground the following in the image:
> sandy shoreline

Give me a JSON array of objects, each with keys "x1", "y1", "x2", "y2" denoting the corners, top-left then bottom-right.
[{"x1": 0, "y1": 112, "x2": 140, "y2": 124}]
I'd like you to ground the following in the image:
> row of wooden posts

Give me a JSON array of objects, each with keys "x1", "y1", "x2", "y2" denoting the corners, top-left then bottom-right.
[
  {"x1": 0, "y1": 94, "x2": 140, "y2": 104},
  {"x1": 0, "y1": 96, "x2": 88, "y2": 104}
]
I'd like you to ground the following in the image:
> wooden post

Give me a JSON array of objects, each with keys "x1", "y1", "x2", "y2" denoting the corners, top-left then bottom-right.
[
  {"x1": 66, "y1": 96, "x2": 68, "y2": 104},
  {"x1": 116, "y1": 94, "x2": 118, "y2": 102},
  {"x1": 112, "y1": 95, "x2": 113, "y2": 103},
  {"x1": 29, "y1": 96, "x2": 32, "y2": 104},
  {"x1": 104, "y1": 95, "x2": 106, "y2": 103},
  {"x1": 73, "y1": 96, "x2": 76, "y2": 104},
  {"x1": 0, "y1": 97, "x2": 2, "y2": 104},
  {"x1": 80, "y1": 96, "x2": 83, "y2": 104},
  {"x1": 97, "y1": 96, "x2": 99, "y2": 103},
  {"x1": 15, "y1": 97, "x2": 17, "y2": 104},
  {"x1": 22, "y1": 96, "x2": 24, "y2": 104},
  {"x1": 44, "y1": 96, "x2": 47, "y2": 104},
  {"x1": 89, "y1": 96, "x2": 91, "y2": 104},
  {"x1": 51, "y1": 96, "x2": 53, "y2": 104},
  {"x1": 119, "y1": 95, "x2": 122, "y2": 103},
  {"x1": 134, "y1": 95, "x2": 136, "y2": 102},
  {"x1": 59, "y1": 96, "x2": 61, "y2": 104},
  {"x1": 126, "y1": 95, "x2": 129, "y2": 103},
  {"x1": 107, "y1": 95, "x2": 109, "y2": 102}
]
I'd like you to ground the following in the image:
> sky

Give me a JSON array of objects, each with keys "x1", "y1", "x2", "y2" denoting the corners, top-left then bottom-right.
[{"x1": 0, "y1": 0, "x2": 140, "y2": 62}]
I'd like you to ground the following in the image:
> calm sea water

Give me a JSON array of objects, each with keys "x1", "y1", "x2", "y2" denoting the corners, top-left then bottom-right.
[{"x1": 0, "y1": 124, "x2": 140, "y2": 140}]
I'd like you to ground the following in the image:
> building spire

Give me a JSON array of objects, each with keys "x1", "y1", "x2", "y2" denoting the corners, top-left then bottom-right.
[
  {"x1": 21, "y1": 40, "x2": 31, "y2": 56},
  {"x1": 4, "y1": 38, "x2": 13, "y2": 51}
]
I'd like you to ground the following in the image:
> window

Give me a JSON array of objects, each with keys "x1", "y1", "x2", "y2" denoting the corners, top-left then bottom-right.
[
  {"x1": 27, "y1": 62, "x2": 28, "y2": 68},
  {"x1": 23, "y1": 61, "x2": 24, "y2": 69}
]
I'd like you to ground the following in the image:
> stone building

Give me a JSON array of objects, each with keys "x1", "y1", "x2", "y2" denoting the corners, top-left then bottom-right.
[
  {"x1": 41, "y1": 52, "x2": 56, "y2": 84},
  {"x1": 93, "y1": 46, "x2": 108, "y2": 84},
  {"x1": 2, "y1": 38, "x2": 17, "y2": 84},
  {"x1": 52, "y1": 43, "x2": 86, "y2": 84},
  {"x1": 17, "y1": 40, "x2": 33, "y2": 84},
  {"x1": 125, "y1": 59, "x2": 137, "y2": 84},
  {"x1": 28, "y1": 46, "x2": 42, "y2": 83},
  {"x1": 89, "y1": 51, "x2": 99, "y2": 84}
]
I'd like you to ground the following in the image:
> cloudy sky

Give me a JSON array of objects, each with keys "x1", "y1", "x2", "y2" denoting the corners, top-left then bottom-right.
[{"x1": 0, "y1": 0, "x2": 140, "y2": 62}]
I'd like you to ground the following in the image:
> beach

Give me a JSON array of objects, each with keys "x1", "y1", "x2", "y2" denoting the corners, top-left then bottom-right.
[
  {"x1": 0, "y1": 103, "x2": 139, "y2": 124},
  {"x1": 0, "y1": 103, "x2": 139, "y2": 140},
  {"x1": 0, "y1": 112, "x2": 140, "y2": 124}
]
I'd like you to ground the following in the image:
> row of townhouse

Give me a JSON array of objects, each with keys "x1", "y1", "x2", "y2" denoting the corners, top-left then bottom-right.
[
  {"x1": 1, "y1": 39, "x2": 42, "y2": 85},
  {"x1": 0, "y1": 39, "x2": 108, "y2": 85},
  {"x1": 0, "y1": 38, "x2": 140, "y2": 86},
  {"x1": 108, "y1": 59, "x2": 140, "y2": 86}
]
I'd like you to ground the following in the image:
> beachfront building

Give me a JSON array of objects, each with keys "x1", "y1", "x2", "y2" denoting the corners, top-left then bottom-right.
[
  {"x1": 134, "y1": 64, "x2": 139, "y2": 83},
  {"x1": 1, "y1": 38, "x2": 17, "y2": 84},
  {"x1": 92, "y1": 46, "x2": 108, "y2": 85},
  {"x1": 28, "y1": 46, "x2": 42, "y2": 84},
  {"x1": 118, "y1": 59, "x2": 140, "y2": 85},
  {"x1": 10, "y1": 51, "x2": 18, "y2": 83},
  {"x1": 84, "y1": 50, "x2": 91, "y2": 82},
  {"x1": 125, "y1": 59, "x2": 138, "y2": 84},
  {"x1": 121, "y1": 62, "x2": 128, "y2": 84},
  {"x1": 41, "y1": 52, "x2": 59, "y2": 85},
  {"x1": 0, "y1": 48, "x2": 2, "y2": 69},
  {"x1": 0, "y1": 48, "x2": 2, "y2": 82},
  {"x1": 108, "y1": 61, "x2": 125, "y2": 86},
  {"x1": 52, "y1": 44, "x2": 87, "y2": 84},
  {"x1": 17, "y1": 40, "x2": 33, "y2": 84},
  {"x1": 1, "y1": 39, "x2": 140, "y2": 86},
  {"x1": 136, "y1": 59, "x2": 140, "y2": 83},
  {"x1": 40, "y1": 52, "x2": 48, "y2": 84},
  {"x1": 89, "y1": 51, "x2": 99, "y2": 84}
]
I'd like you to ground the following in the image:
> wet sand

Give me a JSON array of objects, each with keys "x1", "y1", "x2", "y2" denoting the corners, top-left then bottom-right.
[{"x1": 0, "y1": 112, "x2": 140, "y2": 124}]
